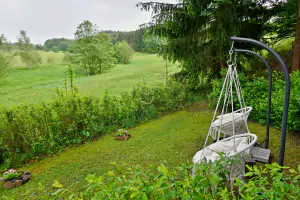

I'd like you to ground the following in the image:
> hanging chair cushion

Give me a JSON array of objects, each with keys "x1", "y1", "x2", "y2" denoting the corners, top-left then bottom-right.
[
  {"x1": 213, "y1": 112, "x2": 244, "y2": 126},
  {"x1": 193, "y1": 149, "x2": 220, "y2": 163},
  {"x1": 193, "y1": 136, "x2": 249, "y2": 164}
]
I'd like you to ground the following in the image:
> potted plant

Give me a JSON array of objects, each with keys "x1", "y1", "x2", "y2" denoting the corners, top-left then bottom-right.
[
  {"x1": 115, "y1": 129, "x2": 131, "y2": 141},
  {"x1": 0, "y1": 169, "x2": 32, "y2": 189}
]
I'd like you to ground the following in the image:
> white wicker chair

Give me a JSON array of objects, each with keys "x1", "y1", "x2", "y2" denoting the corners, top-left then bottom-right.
[
  {"x1": 211, "y1": 107, "x2": 252, "y2": 140},
  {"x1": 193, "y1": 133, "x2": 257, "y2": 188}
]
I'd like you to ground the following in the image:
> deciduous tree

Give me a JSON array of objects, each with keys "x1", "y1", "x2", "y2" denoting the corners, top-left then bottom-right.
[
  {"x1": 17, "y1": 30, "x2": 41, "y2": 69},
  {"x1": 114, "y1": 40, "x2": 134, "y2": 64},
  {"x1": 0, "y1": 34, "x2": 12, "y2": 77},
  {"x1": 73, "y1": 20, "x2": 116, "y2": 75}
]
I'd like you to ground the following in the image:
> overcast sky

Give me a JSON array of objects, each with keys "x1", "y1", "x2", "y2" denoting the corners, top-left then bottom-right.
[{"x1": 0, "y1": 0, "x2": 177, "y2": 44}]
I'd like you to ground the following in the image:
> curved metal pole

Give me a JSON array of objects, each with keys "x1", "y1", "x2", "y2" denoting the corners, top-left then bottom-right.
[
  {"x1": 234, "y1": 49, "x2": 271, "y2": 149},
  {"x1": 231, "y1": 37, "x2": 290, "y2": 166}
]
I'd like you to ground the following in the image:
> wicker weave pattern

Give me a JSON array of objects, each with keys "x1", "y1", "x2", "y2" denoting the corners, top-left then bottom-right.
[{"x1": 210, "y1": 107, "x2": 252, "y2": 140}]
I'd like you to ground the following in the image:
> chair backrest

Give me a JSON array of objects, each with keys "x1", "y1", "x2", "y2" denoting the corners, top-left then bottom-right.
[{"x1": 219, "y1": 133, "x2": 257, "y2": 155}]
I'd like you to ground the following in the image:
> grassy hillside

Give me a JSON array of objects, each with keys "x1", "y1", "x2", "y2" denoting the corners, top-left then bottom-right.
[{"x1": 0, "y1": 53, "x2": 179, "y2": 106}]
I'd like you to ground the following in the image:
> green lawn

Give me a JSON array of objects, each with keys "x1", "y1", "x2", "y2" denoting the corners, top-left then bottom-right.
[
  {"x1": 1, "y1": 53, "x2": 179, "y2": 106},
  {"x1": 1, "y1": 101, "x2": 300, "y2": 199}
]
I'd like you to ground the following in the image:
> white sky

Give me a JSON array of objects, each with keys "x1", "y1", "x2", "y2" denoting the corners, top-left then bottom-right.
[{"x1": 0, "y1": 0, "x2": 178, "y2": 44}]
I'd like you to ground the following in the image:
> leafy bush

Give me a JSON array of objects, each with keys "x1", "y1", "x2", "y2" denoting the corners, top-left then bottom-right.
[
  {"x1": 210, "y1": 70, "x2": 300, "y2": 132},
  {"x1": 0, "y1": 67, "x2": 192, "y2": 169},
  {"x1": 114, "y1": 40, "x2": 134, "y2": 64},
  {"x1": 47, "y1": 160, "x2": 300, "y2": 199}
]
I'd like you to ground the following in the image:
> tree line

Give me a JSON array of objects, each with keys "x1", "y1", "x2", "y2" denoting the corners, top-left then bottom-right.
[{"x1": 41, "y1": 28, "x2": 165, "y2": 54}]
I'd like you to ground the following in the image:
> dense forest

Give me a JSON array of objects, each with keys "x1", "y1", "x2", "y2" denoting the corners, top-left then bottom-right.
[{"x1": 41, "y1": 28, "x2": 164, "y2": 54}]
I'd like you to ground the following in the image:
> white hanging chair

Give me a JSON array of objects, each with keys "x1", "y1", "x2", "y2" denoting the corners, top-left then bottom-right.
[
  {"x1": 211, "y1": 106, "x2": 252, "y2": 140},
  {"x1": 209, "y1": 57, "x2": 252, "y2": 140},
  {"x1": 193, "y1": 47, "x2": 257, "y2": 186}
]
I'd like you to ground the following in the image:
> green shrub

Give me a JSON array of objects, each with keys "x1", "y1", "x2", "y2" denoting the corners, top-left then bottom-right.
[
  {"x1": 114, "y1": 40, "x2": 134, "y2": 64},
  {"x1": 210, "y1": 70, "x2": 300, "y2": 132},
  {"x1": 0, "y1": 67, "x2": 191, "y2": 169},
  {"x1": 47, "y1": 160, "x2": 300, "y2": 199}
]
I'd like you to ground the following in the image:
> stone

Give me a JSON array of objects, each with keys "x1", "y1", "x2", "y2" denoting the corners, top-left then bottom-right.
[
  {"x1": 250, "y1": 147, "x2": 271, "y2": 163},
  {"x1": 3, "y1": 181, "x2": 16, "y2": 189},
  {"x1": 0, "y1": 177, "x2": 3, "y2": 182},
  {"x1": 22, "y1": 172, "x2": 32, "y2": 183},
  {"x1": 15, "y1": 180, "x2": 23, "y2": 186}
]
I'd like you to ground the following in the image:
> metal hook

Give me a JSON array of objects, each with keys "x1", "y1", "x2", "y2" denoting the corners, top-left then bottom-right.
[{"x1": 228, "y1": 41, "x2": 235, "y2": 63}]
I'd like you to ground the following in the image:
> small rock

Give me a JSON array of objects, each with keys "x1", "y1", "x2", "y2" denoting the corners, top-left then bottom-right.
[
  {"x1": 0, "y1": 177, "x2": 3, "y2": 182},
  {"x1": 3, "y1": 181, "x2": 16, "y2": 189},
  {"x1": 15, "y1": 180, "x2": 23, "y2": 186},
  {"x1": 22, "y1": 172, "x2": 32, "y2": 183}
]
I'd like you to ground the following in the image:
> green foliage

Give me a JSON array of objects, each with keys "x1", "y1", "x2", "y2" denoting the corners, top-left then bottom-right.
[
  {"x1": 43, "y1": 38, "x2": 75, "y2": 52},
  {"x1": 210, "y1": 70, "x2": 300, "y2": 132},
  {"x1": 17, "y1": 30, "x2": 42, "y2": 69},
  {"x1": 2, "y1": 169, "x2": 21, "y2": 180},
  {"x1": 114, "y1": 41, "x2": 134, "y2": 64},
  {"x1": 0, "y1": 34, "x2": 12, "y2": 78},
  {"x1": 236, "y1": 163, "x2": 300, "y2": 199},
  {"x1": 142, "y1": 35, "x2": 166, "y2": 54},
  {"x1": 138, "y1": 0, "x2": 291, "y2": 90},
  {"x1": 109, "y1": 30, "x2": 135, "y2": 46},
  {"x1": 48, "y1": 161, "x2": 300, "y2": 199},
  {"x1": 116, "y1": 128, "x2": 129, "y2": 137},
  {"x1": 73, "y1": 20, "x2": 116, "y2": 75},
  {"x1": 0, "y1": 66, "x2": 190, "y2": 169},
  {"x1": 266, "y1": 0, "x2": 298, "y2": 42},
  {"x1": 132, "y1": 28, "x2": 146, "y2": 52}
]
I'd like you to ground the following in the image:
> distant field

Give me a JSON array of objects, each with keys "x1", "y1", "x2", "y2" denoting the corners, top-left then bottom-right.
[
  {"x1": 9, "y1": 51, "x2": 65, "y2": 69},
  {"x1": 0, "y1": 53, "x2": 179, "y2": 106}
]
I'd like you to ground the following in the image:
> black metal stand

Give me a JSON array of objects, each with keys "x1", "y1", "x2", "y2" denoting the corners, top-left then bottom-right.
[
  {"x1": 231, "y1": 37, "x2": 290, "y2": 166},
  {"x1": 234, "y1": 49, "x2": 272, "y2": 149}
]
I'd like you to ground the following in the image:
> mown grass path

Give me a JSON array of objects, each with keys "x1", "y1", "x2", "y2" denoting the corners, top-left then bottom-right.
[{"x1": 1, "y1": 102, "x2": 299, "y2": 199}]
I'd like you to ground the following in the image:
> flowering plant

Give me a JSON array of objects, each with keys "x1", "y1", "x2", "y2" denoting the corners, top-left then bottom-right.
[
  {"x1": 116, "y1": 128, "x2": 129, "y2": 136},
  {"x1": 2, "y1": 169, "x2": 21, "y2": 180}
]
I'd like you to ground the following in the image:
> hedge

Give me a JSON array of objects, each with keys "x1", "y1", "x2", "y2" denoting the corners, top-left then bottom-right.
[{"x1": 210, "y1": 70, "x2": 300, "y2": 132}]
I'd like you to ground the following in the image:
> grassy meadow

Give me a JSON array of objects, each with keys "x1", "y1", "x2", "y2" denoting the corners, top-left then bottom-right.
[{"x1": 1, "y1": 52, "x2": 179, "y2": 106}]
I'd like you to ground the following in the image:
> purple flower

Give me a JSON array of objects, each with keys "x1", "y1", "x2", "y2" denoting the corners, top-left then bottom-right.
[
  {"x1": 3, "y1": 172, "x2": 8, "y2": 176},
  {"x1": 9, "y1": 169, "x2": 14, "y2": 174}
]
